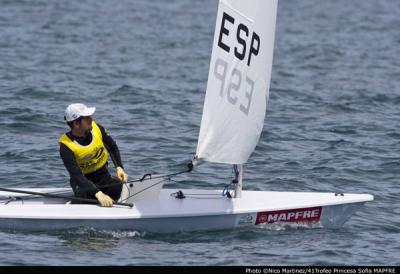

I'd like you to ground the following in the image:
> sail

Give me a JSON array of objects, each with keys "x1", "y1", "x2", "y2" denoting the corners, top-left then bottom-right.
[{"x1": 196, "y1": 0, "x2": 278, "y2": 164}]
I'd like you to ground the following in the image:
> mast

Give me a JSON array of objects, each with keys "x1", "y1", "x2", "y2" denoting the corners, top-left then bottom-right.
[{"x1": 233, "y1": 164, "x2": 243, "y2": 198}]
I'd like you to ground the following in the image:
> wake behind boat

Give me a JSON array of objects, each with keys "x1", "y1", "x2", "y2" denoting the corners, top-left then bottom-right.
[{"x1": 0, "y1": 0, "x2": 373, "y2": 233}]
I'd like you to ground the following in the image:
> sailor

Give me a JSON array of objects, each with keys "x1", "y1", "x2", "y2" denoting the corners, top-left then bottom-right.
[{"x1": 59, "y1": 103, "x2": 128, "y2": 207}]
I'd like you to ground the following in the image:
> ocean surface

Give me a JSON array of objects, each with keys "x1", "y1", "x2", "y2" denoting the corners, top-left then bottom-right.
[{"x1": 0, "y1": 0, "x2": 399, "y2": 266}]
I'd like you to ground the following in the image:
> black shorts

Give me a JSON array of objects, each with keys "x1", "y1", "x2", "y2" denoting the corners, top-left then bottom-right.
[
  {"x1": 71, "y1": 174, "x2": 123, "y2": 202},
  {"x1": 95, "y1": 175, "x2": 123, "y2": 201}
]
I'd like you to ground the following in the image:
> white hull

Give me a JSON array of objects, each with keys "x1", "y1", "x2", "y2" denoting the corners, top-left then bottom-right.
[{"x1": 0, "y1": 187, "x2": 373, "y2": 233}]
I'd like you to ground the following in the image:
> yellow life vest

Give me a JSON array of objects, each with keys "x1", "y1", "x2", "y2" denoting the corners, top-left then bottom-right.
[{"x1": 59, "y1": 120, "x2": 109, "y2": 174}]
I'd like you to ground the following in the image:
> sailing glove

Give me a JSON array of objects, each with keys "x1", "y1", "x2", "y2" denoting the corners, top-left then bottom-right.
[
  {"x1": 116, "y1": 166, "x2": 128, "y2": 183},
  {"x1": 95, "y1": 191, "x2": 114, "y2": 207}
]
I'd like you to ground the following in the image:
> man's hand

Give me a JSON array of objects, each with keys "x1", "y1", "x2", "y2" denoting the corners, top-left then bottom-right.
[
  {"x1": 116, "y1": 166, "x2": 128, "y2": 183},
  {"x1": 95, "y1": 191, "x2": 114, "y2": 207}
]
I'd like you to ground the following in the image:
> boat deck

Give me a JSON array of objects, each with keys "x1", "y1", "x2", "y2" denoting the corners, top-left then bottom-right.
[{"x1": 0, "y1": 188, "x2": 373, "y2": 219}]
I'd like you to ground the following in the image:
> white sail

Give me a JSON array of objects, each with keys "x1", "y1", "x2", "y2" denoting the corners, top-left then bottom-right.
[{"x1": 196, "y1": 0, "x2": 278, "y2": 164}]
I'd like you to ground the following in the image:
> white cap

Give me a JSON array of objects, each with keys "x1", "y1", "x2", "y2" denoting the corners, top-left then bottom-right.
[{"x1": 64, "y1": 103, "x2": 96, "y2": 122}]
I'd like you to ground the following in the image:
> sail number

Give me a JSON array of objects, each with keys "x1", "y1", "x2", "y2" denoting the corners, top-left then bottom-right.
[
  {"x1": 214, "y1": 58, "x2": 254, "y2": 116},
  {"x1": 218, "y1": 12, "x2": 260, "y2": 67},
  {"x1": 213, "y1": 11, "x2": 259, "y2": 116}
]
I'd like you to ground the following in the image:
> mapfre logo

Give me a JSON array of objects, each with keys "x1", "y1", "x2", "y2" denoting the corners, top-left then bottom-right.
[{"x1": 255, "y1": 207, "x2": 322, "y2": 225}]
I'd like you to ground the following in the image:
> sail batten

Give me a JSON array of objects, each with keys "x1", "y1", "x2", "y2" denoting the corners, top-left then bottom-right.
[{"x1": 196, "y1": 0, "x2": 278, "y2": 164}]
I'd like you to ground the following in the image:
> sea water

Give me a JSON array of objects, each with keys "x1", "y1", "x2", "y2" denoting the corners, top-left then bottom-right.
[{"x1": 0, "y1": 0, "x2": 398, "y2": 265}]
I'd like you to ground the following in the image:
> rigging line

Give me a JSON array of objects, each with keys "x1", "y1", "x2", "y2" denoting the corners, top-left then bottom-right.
[
  {"x1": 180, "y1": 196, "x2": 224, "y2": 200},
  {"x1": 128, "y1": 164, "x2": 193, "y2": 184},
  {"x1": 119, "y1": 162, "x2": 195, "y2": 203},
  {"x1": 1, "y1": 163, "x2": 191, "y2": 203},
  {"x1": 87, "y1": 162, "x2": 194, "y2": 190},
  {"x1": 119, "y1": 182, "x2": 133, "y2": 203},
  {"x1": 174, "y1": 193, "x2": 222, "y2": 196},
  {"x1": 169, "y1": 191, "x2": 227, "y2": 200},
  {"x1": 2, "y1": 162, "x2": 194, "y2": 203},
  {"x1": 119, "y1": 177, "x2": 168, "y2": 203},
  {"x1": 134, "y1": 161, "x2": 193, "y2": 182}
]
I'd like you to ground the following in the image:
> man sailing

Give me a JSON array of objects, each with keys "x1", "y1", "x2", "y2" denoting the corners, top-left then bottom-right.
[{"x1": 59, "y1": 103, "x2": 128, "y2": 207}]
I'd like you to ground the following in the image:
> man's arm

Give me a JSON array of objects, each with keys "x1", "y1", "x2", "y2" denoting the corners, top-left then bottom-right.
[
  {"x1": 97, "y1": 123, "x2": 124, "y2": 169},
  {"x1": 59, "y1": 143, "x2": 99, "y2": 196}
]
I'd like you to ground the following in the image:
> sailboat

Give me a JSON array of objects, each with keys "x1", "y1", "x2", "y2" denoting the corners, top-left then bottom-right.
[{"x1": 0, "y1": 0, "x2": 373, "y2": 233}]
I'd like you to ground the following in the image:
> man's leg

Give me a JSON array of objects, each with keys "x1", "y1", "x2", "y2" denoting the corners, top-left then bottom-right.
[
  {"x1": 97, "y1": 176, "x2": 123, "y2": 201},
  {"x1": 69, "y1": 178, "x2": 92, "y2": 204},
  {"x1": 70, "y1": 176, "x2": 122, "y2": 203}
]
